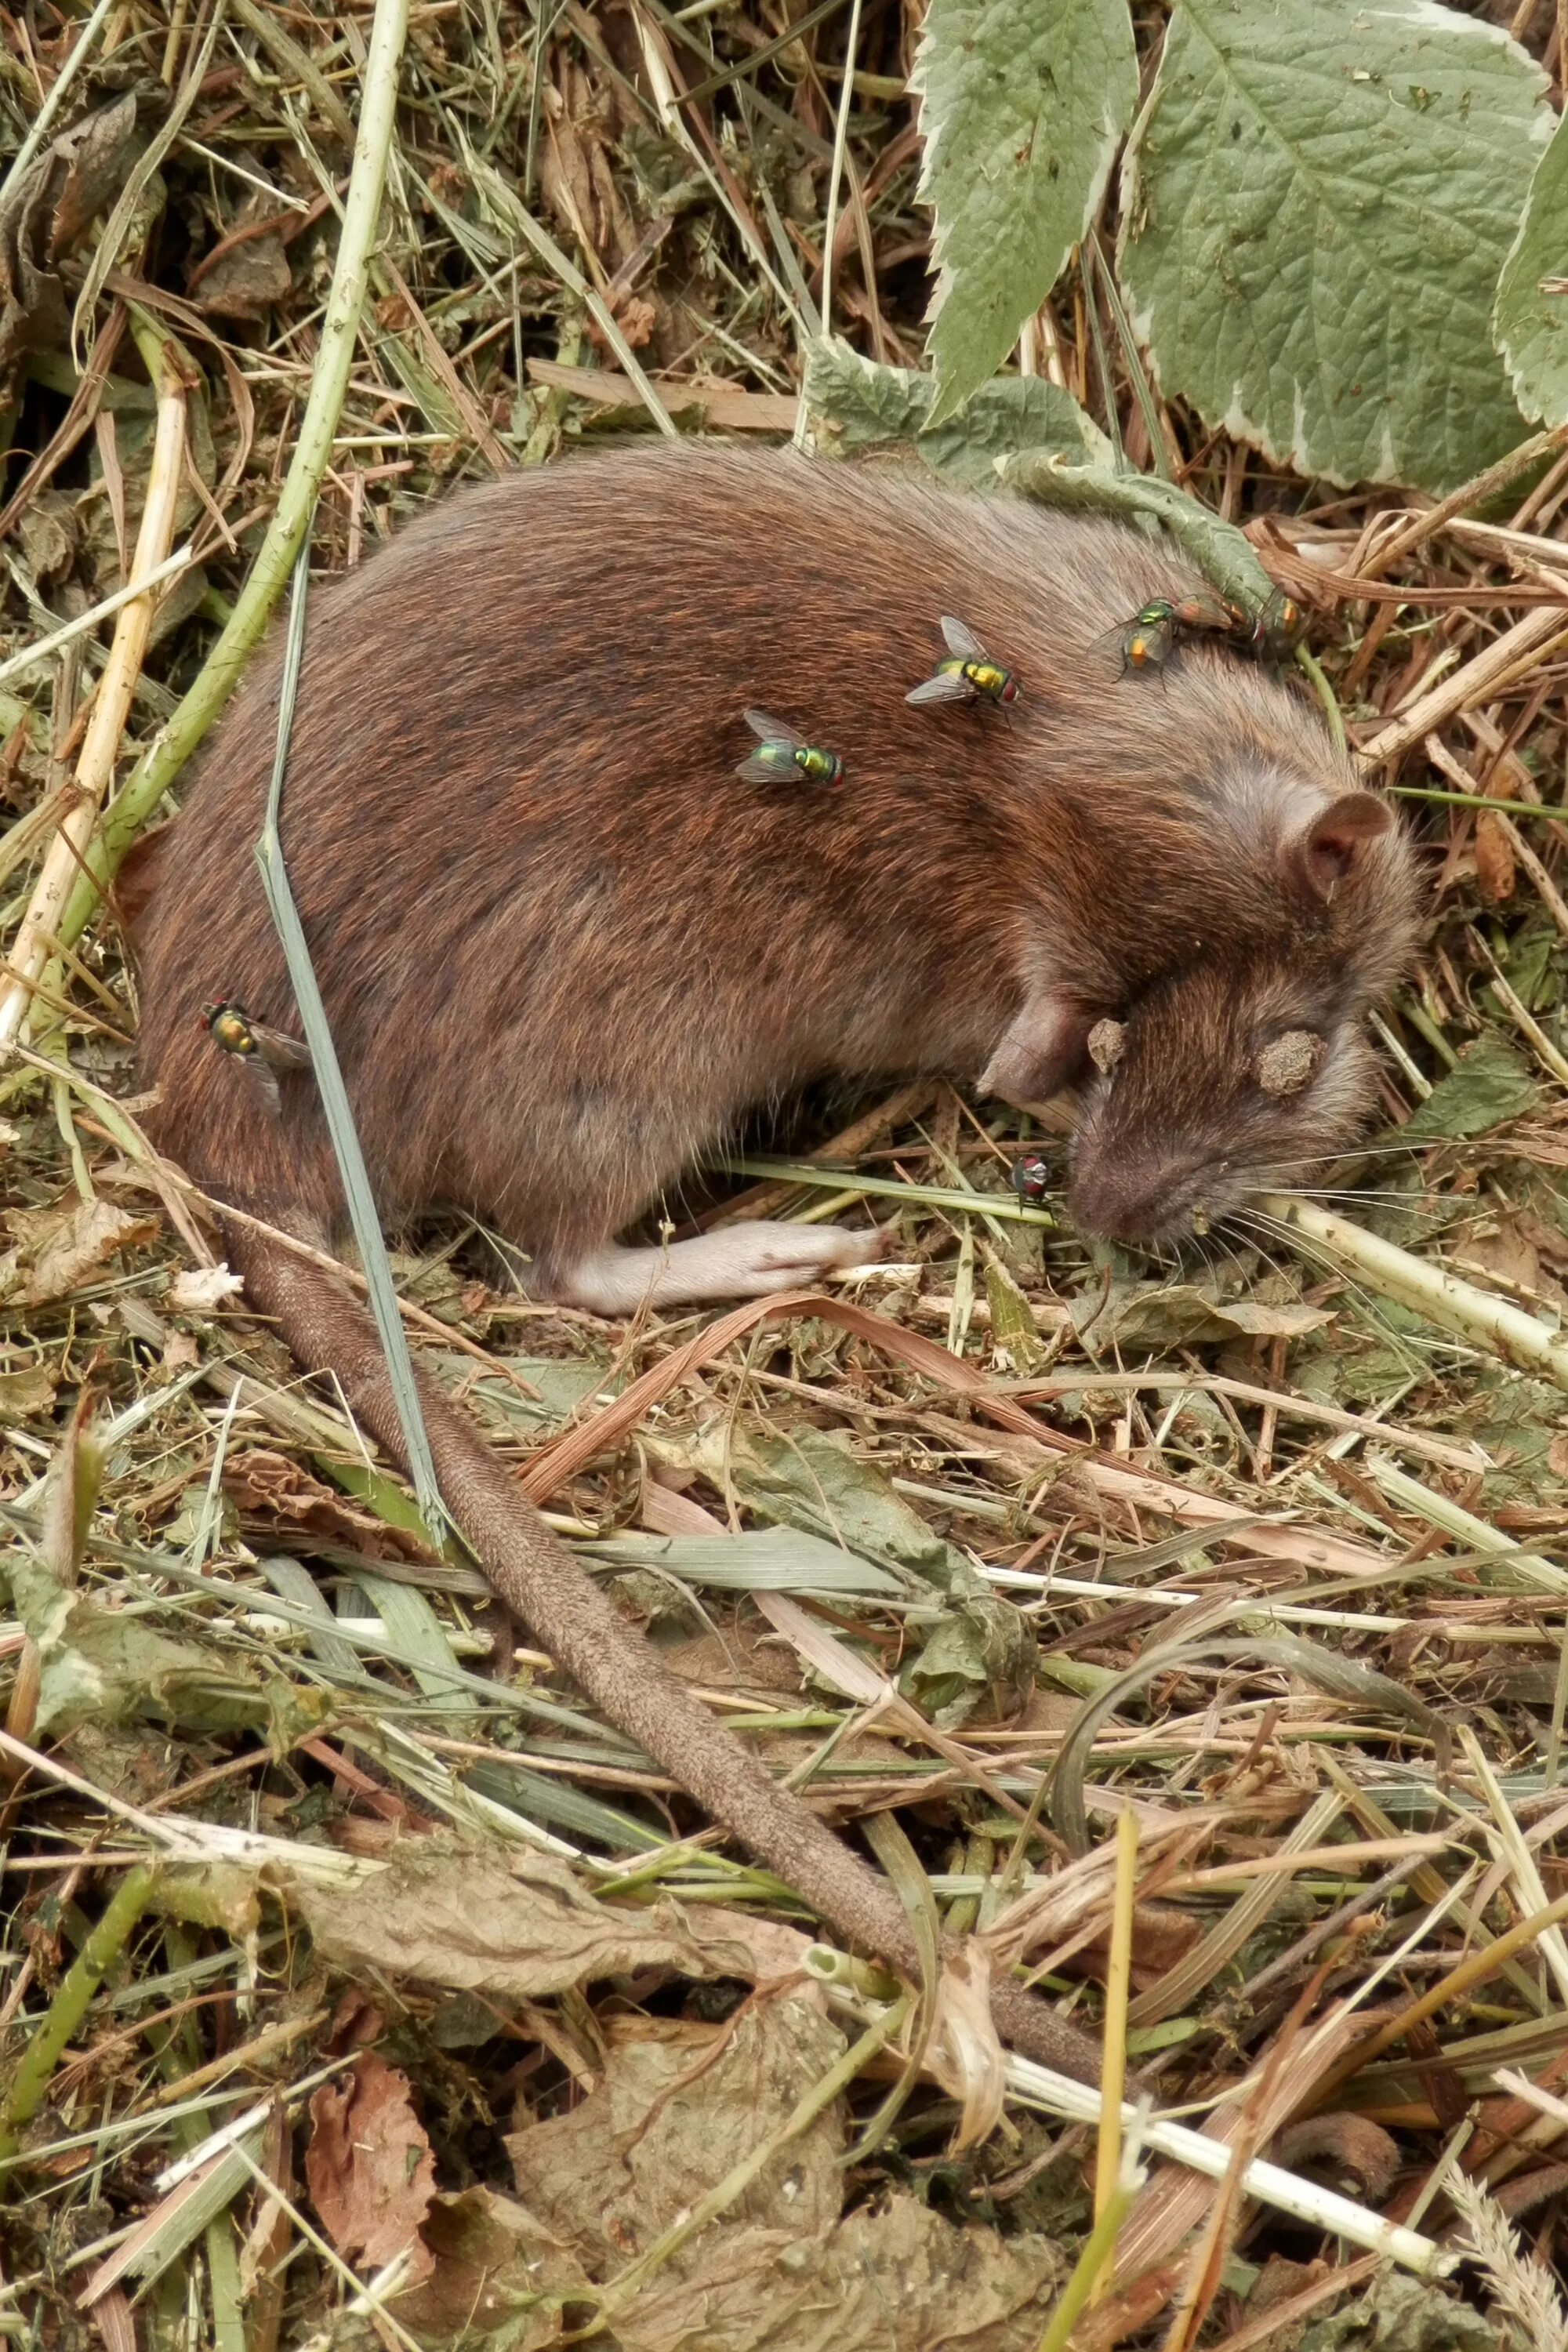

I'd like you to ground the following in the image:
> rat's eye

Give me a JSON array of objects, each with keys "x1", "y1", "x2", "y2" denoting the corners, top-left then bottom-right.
[
  {"x1": 1087, "y1": 1017, "x2": 1126, "y2": 1075},
  {"x1": 1256, "y1": 1029, "x2": 1325, "y2": 1096}
]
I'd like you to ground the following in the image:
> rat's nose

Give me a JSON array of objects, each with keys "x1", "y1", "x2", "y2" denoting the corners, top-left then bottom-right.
[{"x1": 1066, "y1": 1156, "x2": 1193, "y2": 1246}]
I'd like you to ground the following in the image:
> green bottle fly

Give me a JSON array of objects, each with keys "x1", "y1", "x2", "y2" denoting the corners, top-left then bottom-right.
[
  {"x1": 737, "y1": 708, "x2": 844, "y2": 787},
  {"x1": 906, "y1": 615, "x2": 1021, "y2": 709}
]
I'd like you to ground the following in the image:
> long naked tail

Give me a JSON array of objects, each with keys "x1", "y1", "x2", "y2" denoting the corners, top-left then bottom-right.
[{"x1": 234, "y1": 1233, "x2": 1102, "y2": 2086}]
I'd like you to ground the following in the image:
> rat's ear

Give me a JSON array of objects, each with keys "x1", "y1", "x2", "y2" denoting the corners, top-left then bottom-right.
[
  {"x1": 980, "y1": 993, "x2": 1101, "y2": 1108},
  {"x1": 1280, "y1": 792, "x2": 1392, "y2": 903},
  {"x1": 114, "y1": 820, "x2": 174, "y2": 943}
]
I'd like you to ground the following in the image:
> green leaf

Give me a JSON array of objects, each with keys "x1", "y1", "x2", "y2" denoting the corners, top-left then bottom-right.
[
  {"x1": 1118, "y1": 0, "x2": 1549, "y2": 495},
  {"x1": 1399, "y1": 1033, "x2": 1537, "y2": 1142},
  {"x1": 582, "y1": 1527, "x2": 904, "y2": 1597},
  {"x1": 1496, "y1": 104, "x2": 1568, "y2": 426},
  {"x1": 719, "y1": 1425, "x2": 1037, "y2": 1726},
  {"x1": 913, "y1": 0, "x2": 1138, "y2": 426},
  {"x1": 804, "y1": 338, "x2": 1111, "y2": 486},
  {"x1": 984, "y1": 1256, "x2": 1046, "y2": 1373}
]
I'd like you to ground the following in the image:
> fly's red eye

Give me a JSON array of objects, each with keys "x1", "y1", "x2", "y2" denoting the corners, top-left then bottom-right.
[{"x1": 1002, "y1": 679, "x2": 1018, "y2": 702}]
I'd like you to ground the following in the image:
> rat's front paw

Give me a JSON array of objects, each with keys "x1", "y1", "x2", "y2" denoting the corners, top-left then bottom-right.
[{"x1": 720, "y1": 1221, "x2": 885, "y2": 1291}]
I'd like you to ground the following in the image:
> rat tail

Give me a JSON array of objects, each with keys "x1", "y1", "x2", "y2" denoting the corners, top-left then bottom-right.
[{"x1": 231, "y1": 1229, "x2": 1101, "y2": 2086}]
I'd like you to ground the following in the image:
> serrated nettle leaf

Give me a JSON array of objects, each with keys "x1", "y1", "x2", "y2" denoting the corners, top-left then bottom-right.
[
  {"x1": 1496, "y1": 103, "x2": 1568, "y2": 426},
  {"x1": 914, "y1": 0, "x2": 1138, "y2": 426},
  {"x1": 1118, "y1": 0, "x2": 1550, "y2": 495},
  {"x1": 804, "y1": 337, "x2": 1111, "y2": 486}
]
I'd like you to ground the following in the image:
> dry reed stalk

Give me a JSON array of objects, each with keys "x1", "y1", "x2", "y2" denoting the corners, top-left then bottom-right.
[
  {"x1": 1260, "y1": 1195, "x2": 1568, "y2": 1392},
  {"x1": 1091, "y1": 1809, "x2": 1138, "y2": 2303},
  {"x1": 1357, "y1": 606, "x2": 1568, "y2": 765},
  {"x1": 0, "y1": 325, "x2": 187, "y2": 1047}
]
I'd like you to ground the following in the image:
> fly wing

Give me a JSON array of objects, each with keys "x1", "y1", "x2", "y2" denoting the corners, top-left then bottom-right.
[
  {"x1": 737, "y1": 751, "x2": 784, "y2": 782},
  {"x1": 249, "y1": 1021, "x2": 313, "y2": 1073},
  {"x1": 906, "y1": 672, "x2": 972, "y2": 706},
  {"x1": 939, "y1": 615, "x2": 984, "y2": 659},
  {"x1": 744, "y1": 706, "x2": 800, "y2": 747},
  {"x1": 245, "y1": 1060, "x2": 284, "y2": 1116}
]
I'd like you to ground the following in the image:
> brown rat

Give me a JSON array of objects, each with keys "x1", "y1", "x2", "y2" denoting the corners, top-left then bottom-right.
[{"x1": 126, "y1": 445, "x2": 1422, "y2": 2083}]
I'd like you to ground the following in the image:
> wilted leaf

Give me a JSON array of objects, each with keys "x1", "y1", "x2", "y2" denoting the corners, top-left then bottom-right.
[
  {"x1": 1475, "y1": 808, "x2": 1517, "y2": 904},
  {"x1": 805, "y1": 336, "x2": 1110, "y2": 486},
  {"x1": 1298, "y1": 2267, "x2": 1492, "y2": 2350},
  {"x1": 913, "y1": 0, "x2": 1137, "y2": 425},
  {"x1": 194, "y1": 230, "x2": 291, "y2": 321},
  {"x1": 0, "y1": 1363, "x2": 58, "y2": 1416},
  {"x1": 985, "y1": 1256, "x2": 1046, "y2": 1373},
  {"x1": 1497, "y1": 105, "x2": 1568, "y2": 426},
  {"x1": 900, "y1": 1597, "x2": 1035, "y2": 1726},
  {"x1": 1461, "y1": 1370, "x2": 1568, "y2": 1509},
  {"x1": 39, "y1": 1390, "x2": 101, "y2": 1585},
  {"x1": 430, "y1": 1350, "x2": 608, "y2": 1437},
  {"x1": 1075, "y1": 1280, "x2": 1330, "y2": 1350},
  {"x1": 509, "y1": 2002, "x2": 844, "y2": 2261},
  {"x1": 1118, "y1": 0, "x2": 1548, "y2": 494},
  {"x1": 1001, "y1": 445, "x2": 1280, "y2": 614},
  {"x1": 307, "y1": 2054, "x2": 437, "y2": 2281},
  {"x1": 286, "y1": 1835, "x2": 801, "y2": 1999},
  {"x1": 715, "y1": 1428, "x2": 933, "y2": 1585},
  {"x1": 1400, "y1": 1033, "x2": 1536, "y2": 1142},
  {"x1": 13, "y1": 489, "x2": 78, "y2": 586},
  {"x1": 9, "y1": 1544, "x2": 285, "y2": 1739},
  {"x1": 394, "y1": 2187, "x2": 587, "y2": 2347},
  {"x1": 499, "y1": 2000, "x2": 1067, "y2": 2352},
  {"x1": 0, "y1": 88, "x2": 158, "y2": 366},
  {"x1": 0, "y1": 1197, "x2": 157, "y2": 1307}
]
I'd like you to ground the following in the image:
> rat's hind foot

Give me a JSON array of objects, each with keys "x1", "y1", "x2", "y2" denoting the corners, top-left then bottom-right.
[{"x1": 551, "y1": 1222, "x2": 883, "y2": 1315}]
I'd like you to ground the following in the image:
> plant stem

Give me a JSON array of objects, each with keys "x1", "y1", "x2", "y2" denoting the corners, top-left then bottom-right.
[
  {"x1": 1388, "y1": 785, "x2": 1568, "y2": 822},
  {"x1": 728, "y1": 1154, "x2": 1055, "y2": 1225},
  {"x1": 820, "y1": 0, "x2": 864, "y2": 340},
  {"x1": 254, "y1": 557, "x2": 447, "y2": 1531},
  {"x1": 0, "y1": 1866, "x2": 154, "y2": 2165},
  {"x1": 1294, "y1": 642, "x2": 1345, "y2": 754},
  {"x1": 55, "y1": 0, "x2": 412, "y2": 956},
  {"x1": 0, "y1": 546, "x2": 193, "y2": 695},
  {"x1": 1259, "y1": 1194, "x2": 1568, "y2": 1395},
  {"x1": 1037, "y1": 2176, "x2": 1139, "y2": 2352}
]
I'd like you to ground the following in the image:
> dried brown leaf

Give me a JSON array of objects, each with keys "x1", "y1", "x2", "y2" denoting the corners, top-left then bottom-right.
[
  {"x1": 0, "y1": 89, "x2": 155, "y2": 366},
  {"x1": 1475, "y1": 809, "x2": 1518, "y2": 904},
  {"x1": 195, "y1": 233, "x2": 292, "y2": 321},
  {"x1": 0, "y1": 1363, "x2": 58, "y2": 1415},
  {"x1": 306, "y1": 2053, "x2": 437, "y2": 2281},
  {"x1": 222, "y1": 1447, "x2": 434, "y2": 1563},
  {"x1": 287, "y1": 1836, "x2": 796, "y2": 2001},
  {"x1": 0, "y1": 1197, "x2": 157, "y2": 1307},
  {"x1": 392, "y1": 2187, "x2": 588, "y2": 2347}
]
